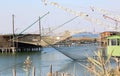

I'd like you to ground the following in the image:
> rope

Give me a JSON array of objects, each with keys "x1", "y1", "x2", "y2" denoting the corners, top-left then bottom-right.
[
  {"x1": 42, "y1": 0, "x2": 115, "y2": 30},
  {"x1": 42, "y1": 38, "x2": 77, "y2": 60},
  {"x1": 10, "y1": 12, "x2": 49, "y2": 41},
  {"x1": 45, "y1": 16, "x2": 78, "y2": 35},
  {"x1": 19, "y1": 12, "x2": 49, "y2": 35},
  {"x1": 40, "y1": 16, "x2": 79, "y2": 60}
]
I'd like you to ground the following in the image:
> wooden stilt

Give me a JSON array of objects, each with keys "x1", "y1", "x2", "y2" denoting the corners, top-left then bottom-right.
[
  {"x1": 32, "y1": 66, "x2": 35, "y2": 76},
  {"x1": 47, "y1": 64, "x2": 52, "y2": 76},
  {"x1": 55, "y1": 71, "x2": 58, "y2": 76},
  {"x1": 12, "y1": 68, "x2": 16, "y2": 76}
]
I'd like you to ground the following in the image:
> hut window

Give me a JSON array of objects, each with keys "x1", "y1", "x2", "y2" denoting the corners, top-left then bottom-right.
[
  {"x1": 107, "y1": 39, "x2": 109, "y2": 46},
  {"x1": 111, "y1": 39, "x2": 116, "y2": 46},
  {"x1": 117, "y1": 39, "x2": 120, "y2": 45}
]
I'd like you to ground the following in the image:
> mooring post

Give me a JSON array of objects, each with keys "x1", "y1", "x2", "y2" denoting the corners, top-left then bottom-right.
[
  {"x1": 55, "y1": 71, "x2": 58, "y2": 76},
  {"x1": 62, "y1": 73, "x2": 64, "y2": 76},
  {"x1": 50, "y1": 64, "x2": 52, "y2": 74},
  {"x1": 118, "y1": 58, "x2": 120, "y2": 71},
  {"x1": 12, "y1": 47, "x2": 16, "y2": 54},
  {"x1": 2, "y1": 48, "x2": 4, "y2": 54},
  {"x1": 47, "y1": 64, "x2": 52, "y2": 76},
  {"x1": 32, "y1": 66, "x2": 35, "y2": 76},
  {"x1": 12, "y1": 68, "x2": 16, "y2": 76}
]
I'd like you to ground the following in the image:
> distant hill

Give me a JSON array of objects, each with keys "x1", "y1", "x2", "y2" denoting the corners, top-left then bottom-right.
[{"x1": 72, "y1": 32, "x2": 99, "y2": 38}]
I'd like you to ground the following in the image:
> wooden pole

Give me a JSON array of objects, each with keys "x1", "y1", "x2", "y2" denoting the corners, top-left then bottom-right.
[
  {"x1": 74, "y1": 63, "x2": 76, "y2": 76},
  {"x1": 47, "y1": 64, "x2": 52, "y2": 76},
  {"x1": 55, "y1": 71, "x2": 58, "y2": 76},
  {"x1": 12, "y1": 14, "x2": 15, "y2": 46},
  {"x1": 62, "y1": 73, "x2": 64, "y2": 76},
  {"x1": 12, "y1": 68, "x2": 16, "y2": 76},
  {"x1": 50, "y1": 64, "x2": 52, "y2": 74},
  {"x1": 12, "y1": 14, "x2": 15, "y2": 54},
  {"x1": 32, "y1": 66, "x2": 35, "y2": 76},
  {"x1": 39, "y1": 17, "x2": 41, "y2": 42}
]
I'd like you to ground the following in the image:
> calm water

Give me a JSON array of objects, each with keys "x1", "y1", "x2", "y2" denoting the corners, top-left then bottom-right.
[{"x1": 0, "y1": 45, "x2": 98, "y2": 76}]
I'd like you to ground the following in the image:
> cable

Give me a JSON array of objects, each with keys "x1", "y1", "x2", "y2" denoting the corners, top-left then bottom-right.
[
  {"x1": 19, "y1": 12, "x2": 49, "y2": 35},
  {"x1": 45, "y1": 16, "x2": 78, "y2": 35},
  {"x1": 42, "y1": 38, "x2": 77, "y2": 60},
  {"x1": 42, "y1": 0, "x2": 115, "y2": 30},
  {"x1": 10, "y1": 12, "x2": 49, "y2": 41}
]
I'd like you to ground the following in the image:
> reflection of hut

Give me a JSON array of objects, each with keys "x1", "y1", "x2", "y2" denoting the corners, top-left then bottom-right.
[
  {"x1": 100, "y1": 31, "x2": 120, "y2": 47},
  {"x1": 23, "y1": 56, "x2": 32, "y2": 75},
  {"x1": 23, "y1": 56, "x2": 32, "y2": 72},
  {"x1": 24, "y1": 56, "x2": 32, "y2": 66}
]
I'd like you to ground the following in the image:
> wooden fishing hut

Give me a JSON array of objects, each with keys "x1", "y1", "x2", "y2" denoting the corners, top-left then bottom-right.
[
  {"x1": 100, "y1": 31, "x2": 120, "y2": 47},
  {"x1": 0, "y1": 34, "x2": 42, "y2": 54},
  {"x1": 107, "y1": 35, "x2": 120, "y2": 56}
]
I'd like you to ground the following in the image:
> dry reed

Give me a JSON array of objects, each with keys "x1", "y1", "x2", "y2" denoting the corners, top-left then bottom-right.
[{"x1": 87, "y1": 50, "x2": 120, "y2": 76}]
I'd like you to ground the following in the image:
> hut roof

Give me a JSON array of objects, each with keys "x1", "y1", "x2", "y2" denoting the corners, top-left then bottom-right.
[{"x1": 107, "y1": 35, "x2": 120, "y2": 39}]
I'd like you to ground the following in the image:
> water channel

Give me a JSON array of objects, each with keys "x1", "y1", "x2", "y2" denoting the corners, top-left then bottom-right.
[{"x1": 0, "y1": 45, "x2": 99, "y2": 76}]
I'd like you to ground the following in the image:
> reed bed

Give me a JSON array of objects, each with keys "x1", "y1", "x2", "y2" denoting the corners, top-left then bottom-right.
[{"x1": 86, "y1": 50, "x2": 120, "y2": 76}]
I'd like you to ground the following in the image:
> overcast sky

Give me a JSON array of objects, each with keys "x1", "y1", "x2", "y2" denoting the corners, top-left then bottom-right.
[{"x1": 0, "y1": 0, "x2": 120, "y2": 35}]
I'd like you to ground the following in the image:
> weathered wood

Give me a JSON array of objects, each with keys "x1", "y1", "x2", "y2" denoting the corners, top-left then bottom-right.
[
  {"x1": 47, "y1": 64, "x2": 53, "y2": 76},
  {"x1": 55, "y1": 71, "x2": 58, "y2": 76},
  {"x1": 50, "y1": 64, "x2": 52, "y2": 74},
  {"x1": 12, "y1": 68, "x2": 16, "y2": 76},
  {"x1": 32, "y1": 66, "x2": 35, "y2": 76}
]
